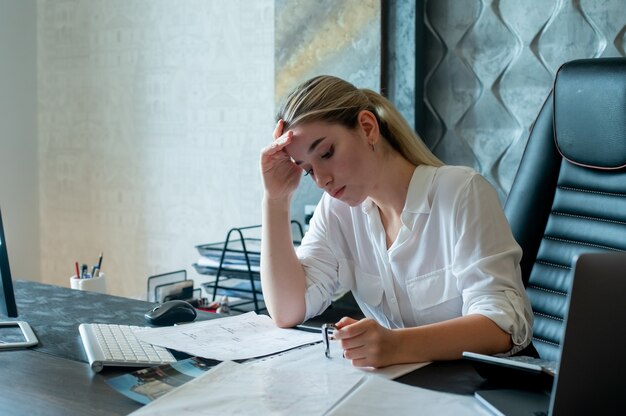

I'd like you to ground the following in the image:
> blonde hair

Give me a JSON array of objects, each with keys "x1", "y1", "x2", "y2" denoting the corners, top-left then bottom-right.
[{"x1": 277, "y1": 75, "x2": 443, "y2": 167}]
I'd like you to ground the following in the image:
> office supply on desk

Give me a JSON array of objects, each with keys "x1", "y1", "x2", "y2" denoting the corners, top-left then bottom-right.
[
  {"x1": 131, "y1": 360, "x2": 365, "y2": 415},
  {"x1": 79, "y1": 323, "x2": 177, "y2": 372},
  {"x1": 326, "y1": 373, "x2": 487, "y2": 416},
  {"x1": 70, "y1": 271, "x2": 107, "y2": 293},
  {"x1": 134, "y1": 311, "x2": 320, "y2": 361},
  {"x1": 95, "y1": 252, "x2": 103, "y2": 276},
  {"x1": 147, "y1": 269, "x2": 201, "y2": 303},
  {"x1": 193, "y1": 221, "x2": 304, "y2": 313},
  {"x1": 131, "y1": 341, "x2": 437, "y2": 416},
  {"x1": 322, "y1": 322, "x2": 335, "y2": 358},
  {"x1": 317, "y1": 323, "x2": 428, "y2": 378},
  {"x1": 111, "y1": 324, "x2": 429, "y2": 409},
  {"x1": 475, "y1": 252, "x2": 626, "y2": 415},
  {"x1": 144, "y1": 300, "x2": 197, "y2": 326},
  {"x1": 251, "y1": 337, "x2": 430, "y2": 381}
]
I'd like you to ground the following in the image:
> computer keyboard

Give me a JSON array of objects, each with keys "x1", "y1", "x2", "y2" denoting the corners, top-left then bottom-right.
[{"x1": 79, "y1": 323, "x2": 176, "y2": 372}]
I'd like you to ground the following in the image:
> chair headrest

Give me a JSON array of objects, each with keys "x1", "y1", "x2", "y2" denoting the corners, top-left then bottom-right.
[{"x1": 554, "y1": 58, "x2": 626, "y2": 170}]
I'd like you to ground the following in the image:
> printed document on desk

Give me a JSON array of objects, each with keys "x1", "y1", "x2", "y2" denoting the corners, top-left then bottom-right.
[
  {"x1": 130, "y1": 360, "x2": 365, "y2": 416},
  {"x1": 134, "y1": 312, "x2": 320, "y2": 361},
  {"x1": 252, "y1": 338, "x2": 431, "y2": 380},
  {"x1": 326, "y1": 375, "x2": 489, "y2": 416},
  {"x1": 130, "y1": 342, "x2": 477, "y2": 416}
]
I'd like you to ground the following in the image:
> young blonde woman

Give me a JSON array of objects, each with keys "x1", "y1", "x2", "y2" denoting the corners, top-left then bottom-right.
[{"x1": 260, "y1": 75, "x2": 533, "y2": 368}]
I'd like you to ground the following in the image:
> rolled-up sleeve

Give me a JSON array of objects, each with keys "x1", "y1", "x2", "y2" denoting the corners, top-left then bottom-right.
[
  {"x1": 453, "y1": 175, "x2": 533, "y2": 355},
  {"x1": 296, "y1": 197, "x2": 342, "y2": 320}
]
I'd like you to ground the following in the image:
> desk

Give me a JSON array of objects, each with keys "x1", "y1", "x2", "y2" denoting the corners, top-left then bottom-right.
[
  {"x1": 1, "y1": 280, "x2": 489, "y2": 415},
  {"x1": 0, "y1": 350, "x2": 140, "y2": 415}
]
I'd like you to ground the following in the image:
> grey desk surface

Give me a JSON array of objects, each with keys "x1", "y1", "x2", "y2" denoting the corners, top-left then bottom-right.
[
  {"x1": 11, "y1": 280, "x2": 173, "y2": 362},
  {"x1": 0, "y1": 350, "x2": 140, "y2": 415},
  {"x1": 1, "y1": 280, "x2": 489, "y2": 415}
]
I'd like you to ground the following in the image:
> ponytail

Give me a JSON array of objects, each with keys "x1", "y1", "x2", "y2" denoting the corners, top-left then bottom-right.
[{"x1": 360, "y1": 89, "x2": 443, "y2": 167}]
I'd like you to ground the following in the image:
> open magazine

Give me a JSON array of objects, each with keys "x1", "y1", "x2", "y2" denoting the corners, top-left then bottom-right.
[{"x1": 106, "y1": 357, "x2": 221, "y2": 404}]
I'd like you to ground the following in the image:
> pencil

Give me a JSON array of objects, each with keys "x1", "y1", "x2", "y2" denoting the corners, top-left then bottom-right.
[
  {"x1": 97, "y1": 252, "x2": 103, "y2": 271},
  {"x1": 75, "y1": 262, "x2": 80, "y2": 280}
]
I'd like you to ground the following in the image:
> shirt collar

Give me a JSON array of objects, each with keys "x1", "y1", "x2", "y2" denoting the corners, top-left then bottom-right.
[
  {"x1": 361, "y1": 165, "x2": 437, "y2": 227},
  {"x1": 403, "y1": 165, "x2": 436, "y2": 215}
]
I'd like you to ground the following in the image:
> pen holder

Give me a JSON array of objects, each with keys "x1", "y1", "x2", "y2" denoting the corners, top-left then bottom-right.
[{"x1": 70, "y1": 272, "x2": 107, "y2": 294}]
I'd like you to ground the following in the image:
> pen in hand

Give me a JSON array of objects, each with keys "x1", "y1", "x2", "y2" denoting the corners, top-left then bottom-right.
[{"x1": 322, "y1": 323, "x2": 336, "y2": 358}]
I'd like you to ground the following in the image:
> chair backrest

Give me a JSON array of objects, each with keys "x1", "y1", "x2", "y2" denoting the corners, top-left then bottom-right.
[{"x1": 504, "y1": 58, "x2": 626, "y2": 362}]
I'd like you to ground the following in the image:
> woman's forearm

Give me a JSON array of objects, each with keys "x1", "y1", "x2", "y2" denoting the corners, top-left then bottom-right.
[
  {"x1": 393, "y1": 314, "x2": 513, "y2": 364},
  {"x1": 260, "y1": 196, "x2": 307, "y2": 327}
]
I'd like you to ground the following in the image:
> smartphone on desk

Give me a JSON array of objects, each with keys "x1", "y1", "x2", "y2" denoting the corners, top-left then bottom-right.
[{"x1": 462, "y1": 351, "x2": 555, "y2": 390}]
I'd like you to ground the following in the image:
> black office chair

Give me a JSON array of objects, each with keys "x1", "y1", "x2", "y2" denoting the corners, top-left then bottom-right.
[{"x1": 504, "y1": 58, "x2": 626, "y2": 362}]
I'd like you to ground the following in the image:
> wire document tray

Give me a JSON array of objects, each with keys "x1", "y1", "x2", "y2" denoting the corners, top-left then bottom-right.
[{"x1": 193, "y1": 221, "x2": 304, "y2": 313}]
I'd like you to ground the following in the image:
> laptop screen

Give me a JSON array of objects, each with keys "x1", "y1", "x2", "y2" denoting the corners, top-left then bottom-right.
[
  {"x1": 0, "y1": 208, "x2": 18, "y2": 317},
  {"x1": 549, "y1": 252, "x2": 626, "y2": 415},
  {"x1": 475, "y1": 252, "x2": 626, "y2": 415}
]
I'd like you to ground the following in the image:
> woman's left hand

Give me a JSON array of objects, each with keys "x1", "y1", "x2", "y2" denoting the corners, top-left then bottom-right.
[{"x1": 333, "y1": 317, "x2": 399, "y2": 368}]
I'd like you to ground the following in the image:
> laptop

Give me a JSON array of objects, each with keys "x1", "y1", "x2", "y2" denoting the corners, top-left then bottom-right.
[{"x1": 474, "y1": 252, "x2": 626, "y2": 415}]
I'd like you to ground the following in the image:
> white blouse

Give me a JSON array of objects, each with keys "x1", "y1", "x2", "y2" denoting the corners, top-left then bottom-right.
[{"x1": 296, "y1": 165, "x2": 532, "y2": 354}]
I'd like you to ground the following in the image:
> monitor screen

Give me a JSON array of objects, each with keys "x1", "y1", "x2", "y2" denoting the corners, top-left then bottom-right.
[{"x1": 0, "y1": 208, "x2": 18, "y2": 318}]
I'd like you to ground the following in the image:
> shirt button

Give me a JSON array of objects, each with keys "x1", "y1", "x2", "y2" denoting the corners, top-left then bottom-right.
[{"x1": 391, "y1": 298, "x2": 397, "y2": 304}]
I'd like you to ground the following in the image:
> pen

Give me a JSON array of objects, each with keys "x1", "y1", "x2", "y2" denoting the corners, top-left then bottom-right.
[
  {"x1": 92, "y1": 252, "x2": 103, "y2": 276},
  {"x1": 322, "y1": 323, "x2": 336, "y2": 358},
  {"x1": 75, "y1": 262, "x2": 80, "y2": 280}
]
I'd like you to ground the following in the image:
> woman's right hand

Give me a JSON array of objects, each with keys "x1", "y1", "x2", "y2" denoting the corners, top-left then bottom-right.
[{"x1": 260, "y1": 120, "x2": 302, "y2": 201}]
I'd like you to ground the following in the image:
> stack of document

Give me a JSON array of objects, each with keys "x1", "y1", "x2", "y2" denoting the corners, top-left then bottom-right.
[{"x1": 131, "y1": 313, "x2": 487, "y2": 415}]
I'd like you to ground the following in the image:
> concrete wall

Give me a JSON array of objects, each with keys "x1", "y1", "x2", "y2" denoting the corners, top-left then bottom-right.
[
  {"x1": 0, "y1": 0, "x2": 39, "y2": 282},
  {"x1": 37, "y1": 0, "x2": 274, "y2": 297}
]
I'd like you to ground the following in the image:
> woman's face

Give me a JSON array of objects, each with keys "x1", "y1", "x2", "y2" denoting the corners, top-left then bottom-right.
[{"x1": 284, "y1": 115, "x2": 377, "y2": 206}]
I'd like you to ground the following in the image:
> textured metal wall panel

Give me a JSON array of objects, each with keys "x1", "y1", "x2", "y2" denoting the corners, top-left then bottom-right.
[{"x1": 424, "y1": 0, "x2": 626, "y2": 199}]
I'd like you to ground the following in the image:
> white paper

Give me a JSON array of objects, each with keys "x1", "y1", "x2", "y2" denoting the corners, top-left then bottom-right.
[
  {"x1": 130, "y1": 343, "x2": 479, "y2": 416},
  {"x1": 251, "y1": 340, "x2": 430, "y2": 380},
  {"x1": 326, "y1": 374, "x2": 491, "y2": 416},
  {"x1": 134, "y1": 312, "x2": 320, "y2": 361},
  {"x1": 130, "y1": 360, "x2": 365, "y2": 416},
  {"x1": 329, "y1": 337, "x2": 431, "y2": 378}
]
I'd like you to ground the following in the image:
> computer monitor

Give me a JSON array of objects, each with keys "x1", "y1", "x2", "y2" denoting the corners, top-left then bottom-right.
[
  {"x1": 0, "y1": 207, "x2": 38, "y2": 349},
  {"x1": 0, "y1": 207, "x2": 18, "y2": 318}
]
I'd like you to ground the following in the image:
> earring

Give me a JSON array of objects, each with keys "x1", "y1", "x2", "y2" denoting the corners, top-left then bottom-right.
[{"x1": 371, "y1": 143, "x2": 375, "y2": 152}]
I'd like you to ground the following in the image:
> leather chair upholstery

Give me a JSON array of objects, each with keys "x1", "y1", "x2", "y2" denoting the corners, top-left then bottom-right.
[{"x1": 504, "y1": 58, "x2": 626, "y2": 362}]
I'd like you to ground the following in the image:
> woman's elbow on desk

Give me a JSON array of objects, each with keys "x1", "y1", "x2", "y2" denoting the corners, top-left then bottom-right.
[
  {"x1": 268, "y1": 310, "x2": 305, "y2": 329},
  {"x1": 265, "y1": 300, "x2": 306, "y2": 328}
]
